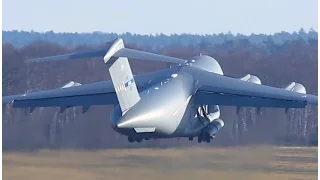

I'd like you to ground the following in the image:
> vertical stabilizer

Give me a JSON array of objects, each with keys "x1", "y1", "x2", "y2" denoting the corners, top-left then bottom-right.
[{"x1": 109, "y1": 57, "x2": 140, "y2": 114}]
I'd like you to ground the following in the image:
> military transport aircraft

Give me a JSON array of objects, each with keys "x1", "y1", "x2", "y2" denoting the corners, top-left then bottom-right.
[{"x1": 2, "y1": 38, "x2": 318, "y2": 143}]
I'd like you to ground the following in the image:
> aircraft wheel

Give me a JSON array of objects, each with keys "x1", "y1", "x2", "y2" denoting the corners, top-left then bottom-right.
[
  {"x1": 128, "y1": 137, "x2": 134, "y2": 143},
  {"x1": 205, "y1": 133, "x2": 211, "y2": 143},
  {"x1": 205, "y1": 138, "x2": 210, "y2": 143},
  {"x1": 189, "y1": 137, "x2": 193, "y2": 141},
  {"x1": 197, "y1": 136, "x2": 202, "y2": 143},
  {"x1": 136, "y1": 138, "x2": 142, "y2": 143}
]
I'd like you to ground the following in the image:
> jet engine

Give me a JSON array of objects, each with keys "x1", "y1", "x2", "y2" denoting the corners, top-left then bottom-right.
[
  {"x1": 203, "y1": 119, "x2": 224, "y2": 138},
  {"x1": 187, "y1": 55, "x2": 224, "y2": 75},
  {"x1": 240, "y1": 74, "x2": 261, "y2": 84},
  {"x1": 197, "y1": 119, "x2": 224, "y2": 143},
  {"x1": 284, "y1": 82, "x2": 306, "y2": 94}
]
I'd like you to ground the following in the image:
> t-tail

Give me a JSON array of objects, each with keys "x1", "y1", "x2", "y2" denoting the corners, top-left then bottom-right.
[{"x1": 104, "y1": 38, "x2": 140, "y2": 115}]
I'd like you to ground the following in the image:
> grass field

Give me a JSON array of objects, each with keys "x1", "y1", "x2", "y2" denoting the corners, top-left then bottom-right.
[{"x1": 3, "y1": 146, "x2": 318, "y2": 180}]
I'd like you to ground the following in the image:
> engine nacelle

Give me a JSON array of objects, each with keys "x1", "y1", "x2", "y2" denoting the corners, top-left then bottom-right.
[
  {"x1": 203, "y1": 119, "x2": 224, "y2": 137},
  {"x1": 240, "y1": 74, "x2": 261, "y2": 85},
  {"x1": 284, "y1": 82, "x2": 306, "y2": 94},
  {"x1": 187, "y1": 55, "x2": 224, "y2": 75}
]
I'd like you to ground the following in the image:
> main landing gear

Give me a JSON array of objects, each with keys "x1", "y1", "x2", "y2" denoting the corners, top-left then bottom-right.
[
  {"x1": 128, "y1": 135, "x2": 214, "y2": 143},
  {"x1": 196, "y1": 132, "x2": 213, "y2": 143},
  {"x1": 188, "y1": 133, "x2": 213, "y2": 143},
  {"x1": 128, "y1": 137, "x2": 144, "y2": 143}
]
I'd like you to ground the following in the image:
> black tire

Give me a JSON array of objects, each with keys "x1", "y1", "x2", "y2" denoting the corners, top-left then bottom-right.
[
  {"x1": 197, "y1": 136, "x2": 202, "y2": 143},
  {"x1": 205, "y1": 133, "x2": 211, "y2": 143},
  {"x1": 189, "y1": 137, "x2": 193, "y2": 141},
  {"x1": 128, "y1": 137, "x2": 134, "y2": 143}
]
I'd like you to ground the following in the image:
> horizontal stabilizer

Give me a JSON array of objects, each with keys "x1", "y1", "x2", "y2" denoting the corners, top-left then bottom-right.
[{"x1": 27, "y1": 38, "x2": 187, "y2": 64}]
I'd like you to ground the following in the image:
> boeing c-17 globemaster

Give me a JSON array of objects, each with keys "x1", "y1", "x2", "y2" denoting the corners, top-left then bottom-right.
[{"x1": 3, "y1": 38, "x2": 318, "y2": 143}]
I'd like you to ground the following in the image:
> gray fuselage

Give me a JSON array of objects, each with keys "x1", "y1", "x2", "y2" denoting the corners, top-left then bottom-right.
[{"x1": 111, "y1": 55, "x2": 224, "y2": 139}]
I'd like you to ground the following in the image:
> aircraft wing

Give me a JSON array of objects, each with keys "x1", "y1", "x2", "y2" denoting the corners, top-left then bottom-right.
[
  {"x1": 189, "y1": 67, "x2": 318, "y2": 108},
  {"x1": 2, "y1": 81, "x2": 118, "y2": 109},
  {"x1": 2, "y1": 67, "x2": 178, "y2": 110}
]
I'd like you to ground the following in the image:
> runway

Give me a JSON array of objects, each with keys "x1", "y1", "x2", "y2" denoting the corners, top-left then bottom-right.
[{"x1": 3, "y1": 146, "x2": 317, "y2": 180}]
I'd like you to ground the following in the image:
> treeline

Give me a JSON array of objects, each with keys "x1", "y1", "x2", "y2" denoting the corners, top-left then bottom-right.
[
  {"x1": 2, "y1": 35, "x2": 318, "y2": 151},
  {"x1": 3, "y1": 28, "x2": 318, "y2": 50}
]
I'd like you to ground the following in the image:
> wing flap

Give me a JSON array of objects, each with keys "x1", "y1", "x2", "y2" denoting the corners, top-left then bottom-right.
[
  {"x1": 11, "y1": 93, "x2": 117, "y2": 108},
  {"x1": 195, "y1": 91, "x2": 308, "y2": 108}
]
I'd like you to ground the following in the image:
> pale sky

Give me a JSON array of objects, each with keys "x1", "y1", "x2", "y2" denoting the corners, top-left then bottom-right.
[{"x1": 2, "y1": 0, "x2": 318, "y2": 35}]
